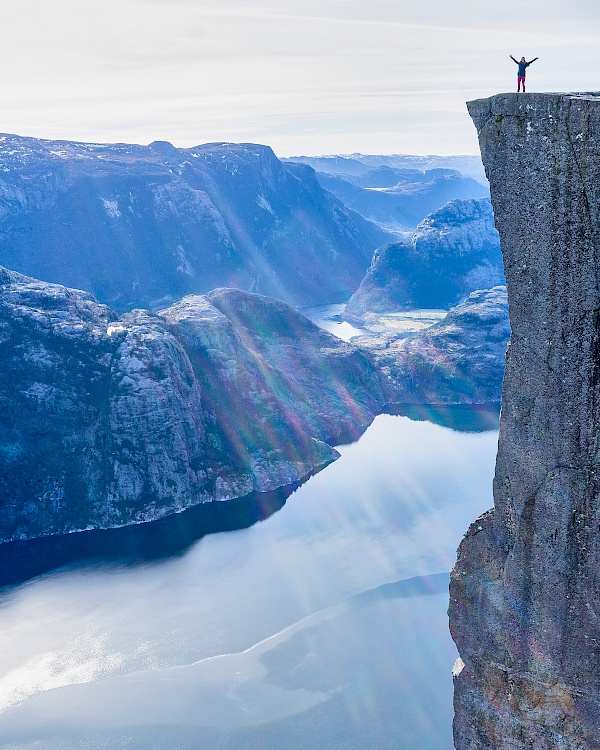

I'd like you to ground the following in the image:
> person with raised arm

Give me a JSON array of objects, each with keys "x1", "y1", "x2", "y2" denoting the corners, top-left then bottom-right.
[{"x1": 511, "y1": 55, "x2": 538, "y2": 92}]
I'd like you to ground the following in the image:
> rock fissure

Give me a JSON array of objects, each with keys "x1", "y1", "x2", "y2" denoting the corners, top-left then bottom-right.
[{"x1": 485, "y1": 662, "x2": 597, "y2": 701}]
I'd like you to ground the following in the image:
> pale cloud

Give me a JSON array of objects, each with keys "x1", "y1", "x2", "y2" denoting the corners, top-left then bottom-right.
[{"x1": 0, "y1": 0, "x2": 599, "y2": 155}]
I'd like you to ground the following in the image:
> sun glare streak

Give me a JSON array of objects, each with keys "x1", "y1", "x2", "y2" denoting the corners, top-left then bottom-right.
[{"x1": 0, "y1": 413, "x2": 498, "y2": 742}]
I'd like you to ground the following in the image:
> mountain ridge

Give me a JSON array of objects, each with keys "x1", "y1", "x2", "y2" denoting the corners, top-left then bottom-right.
[{"x1": 345, "y1": 197, "x2": 504, "y2": 321}]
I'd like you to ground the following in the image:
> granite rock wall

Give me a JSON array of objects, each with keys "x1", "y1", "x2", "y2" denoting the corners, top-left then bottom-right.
[{"x1": 450, "y1": 93, "x2": 600, "y2": 749}]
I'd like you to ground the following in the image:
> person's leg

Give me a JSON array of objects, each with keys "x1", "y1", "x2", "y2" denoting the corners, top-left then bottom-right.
[{"x1": 523, "y1": 76, "x2": 526, "y2": 93}]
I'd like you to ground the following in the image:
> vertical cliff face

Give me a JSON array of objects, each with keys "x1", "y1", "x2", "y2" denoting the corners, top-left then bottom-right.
[{"x1": 450, "y1": 94, "x2": 600, "y2": 749}]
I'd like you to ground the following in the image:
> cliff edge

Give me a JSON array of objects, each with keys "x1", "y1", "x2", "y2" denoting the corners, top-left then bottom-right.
[{"x1": 450, "y1": 93, "x2": 600, "y2": 748}]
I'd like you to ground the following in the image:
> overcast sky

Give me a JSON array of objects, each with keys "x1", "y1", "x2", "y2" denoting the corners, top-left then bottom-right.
[{"x1": 2, "y1": 0, "x2": 600, "y2": 156}]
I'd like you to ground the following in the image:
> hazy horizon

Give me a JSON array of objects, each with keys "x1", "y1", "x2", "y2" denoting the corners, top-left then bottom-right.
[{"x1": 2, "y1": 0, "x2": 600, "y2": 156}]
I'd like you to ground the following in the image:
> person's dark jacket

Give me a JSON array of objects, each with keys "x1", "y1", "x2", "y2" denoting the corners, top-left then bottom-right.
[{"x1": 511, "y1": 56, "x2": 538, "y2": 77}]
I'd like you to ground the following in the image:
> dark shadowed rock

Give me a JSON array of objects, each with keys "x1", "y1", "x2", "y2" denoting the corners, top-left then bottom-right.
[
  {"x1": 450, "y1": 93, "x2": 600, "y2": 750},
  {"x1": 355, "y1": 286, "x2": 509, "y2": 406},
  {"x1": 344, "y1": 198, "x2": 504, "y2": 323},
  {"x1": 0, "y1": 269, "x2": 383, "y2": 542},
  {"x1": 0, "y1": 135, "x2": 390, "y2": 312}
]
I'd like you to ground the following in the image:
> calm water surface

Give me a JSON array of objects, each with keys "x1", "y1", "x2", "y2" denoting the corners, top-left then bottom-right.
[
  {"x1": 0, "y1": 412, "x2": 498, "y2": 749},
  {"x1": 300, "y1": 303, "x2": 370, "y2": 340}
]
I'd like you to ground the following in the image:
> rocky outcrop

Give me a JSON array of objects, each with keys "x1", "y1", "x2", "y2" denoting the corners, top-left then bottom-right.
[
  {"x1": 345, "y1": 198, "x2": 504, "y2": 323},
  {"x1": 355, "y1": 286, "x2": 509, "y2": 406},
  {"x1": 450, "y1": 94, "x2": 600, "y2": 749},
  {"x1": 0, "y1": 135, "x2": 390, "y2": 312},
  {"x1": 0, "y1": 268, "x2": 383, "y2": 542}
]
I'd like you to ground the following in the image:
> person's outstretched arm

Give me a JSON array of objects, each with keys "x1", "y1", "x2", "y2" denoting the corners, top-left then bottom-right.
[
  {"x1": 510, "y1": 55, "x2": 518, "y2": 64},
  {"x1": 528, "y1": 57, "x2": 539, "y2": 64}
]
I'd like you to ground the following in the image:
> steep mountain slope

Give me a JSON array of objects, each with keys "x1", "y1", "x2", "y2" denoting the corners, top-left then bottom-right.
[
  {"x1": 0, "y1": 267, "x2": 383, "y2": 542},
  {"x1": 345, "y1": 198, "x2": 504, "y2": 321},
  {"x1": 0, "y1": 135, "x2": 389, "y2": 312}
]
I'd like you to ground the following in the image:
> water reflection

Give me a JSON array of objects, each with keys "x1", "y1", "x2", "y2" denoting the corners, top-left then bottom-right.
[
  {"x1": 0, "y1": 575, "x2": 455, "y2": 750},
  {"x1": 0, "y1": 412, "x2": 499, "y2": 750},
  {"x1": 387, "y1": 402, "x2": 500, "y2": 433},
  {"x1": 0, "y1": 487, "x2": 293, "y2": 590},
  {"x1": 300, "y1": 303, "x2": 370, "y2": 341},
  {"x1": 0, "y1": 407, "x2": 497, "y2": 590}
]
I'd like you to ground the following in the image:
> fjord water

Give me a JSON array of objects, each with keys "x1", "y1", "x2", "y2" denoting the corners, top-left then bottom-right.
[{"x1": 0, "y1": 411, "x2": 498, "y2": 749}]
